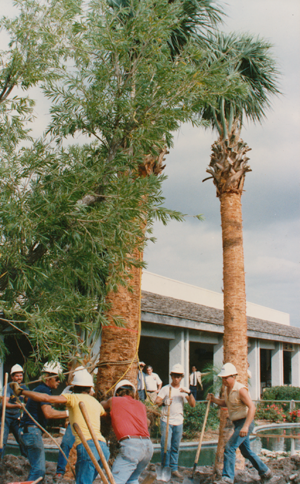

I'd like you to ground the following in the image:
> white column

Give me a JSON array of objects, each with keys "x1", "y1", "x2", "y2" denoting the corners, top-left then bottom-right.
[
  {"x1": 169, "y1": 330, "x2": 185, "y2": 385},
  {"x1": 184, "y1": 329, "x2": 189, "y2": 388},
  {"x1": 271, "y1": 342, "x2": 283, "y2": 386},
  {"x1": 292, "y1": 345, "x2": 300, "y2": 386},
  {"x1": 213, "y1": 336, "x2": 223, "y2": 371},
  {"x1": 248, "y1": 340, "x2": 260, "y2": 401}
]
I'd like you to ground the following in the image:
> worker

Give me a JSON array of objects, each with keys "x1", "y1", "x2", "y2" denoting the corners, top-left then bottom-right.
[
  {"x1": 0, "y1": 364, "x2": 28, "y2": 459},
  {"x1": 156, "y1": 363, "x2": 195, "y2": 479},
  {"x1": 207, "y1": 363, "x2": 272, "y2": 484},
  {"x1": 16, "y1": 362, "x2": 68, "y2": 480},
  {"x1": 101, "y1": 379, "x2": 153, "y2": 484},
  {"x1": 11, "y1": 366, "x2": 109, "y2": 484},
  {"x1": 189, "y1": 365, "x2": 209, "y2": 400}
]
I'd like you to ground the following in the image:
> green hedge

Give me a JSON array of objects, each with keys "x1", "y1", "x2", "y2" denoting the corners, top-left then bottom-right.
[
  {"x1": 183, "y1": 402, "x2": 219, "y2": 439},
  {"x1": 262, "y1": 386, "x2": 300, "y2": 401}
]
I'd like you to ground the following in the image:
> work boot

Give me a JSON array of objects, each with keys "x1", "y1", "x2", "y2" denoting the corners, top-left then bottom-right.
[
  {"x1": 261, "y1": 469, "x2": 273, "y2": 481},
  {"x1": 171, "y1": 470, "x2": 183, "y2": 478}
]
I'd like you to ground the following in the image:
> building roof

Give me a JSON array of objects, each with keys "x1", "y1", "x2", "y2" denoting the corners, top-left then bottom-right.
[{"x1": 141, "y1": 291, "x2": 300, "y2": 344}]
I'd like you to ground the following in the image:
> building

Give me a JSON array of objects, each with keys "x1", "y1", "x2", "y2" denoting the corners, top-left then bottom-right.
[{"x1": 139, "y1": 272, "x2": 300, "y2": 400}]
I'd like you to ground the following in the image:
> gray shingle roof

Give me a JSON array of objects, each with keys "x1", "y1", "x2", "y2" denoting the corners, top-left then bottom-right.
[{"x1": 141, "y1": 291, "x2": 300, "y2": 342}]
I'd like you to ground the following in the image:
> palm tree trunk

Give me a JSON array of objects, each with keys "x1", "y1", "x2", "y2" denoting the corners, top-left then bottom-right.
[
  {"x1": 96, "y1": 248, "x2": 142, "y2": 399},
  {"x1": 220, "y1": 191, "x2": 248, "y2": 381}
]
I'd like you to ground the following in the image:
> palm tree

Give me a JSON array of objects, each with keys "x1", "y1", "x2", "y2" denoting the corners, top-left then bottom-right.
[
  {"x1": 96, "y1": 0, "x2": 225, "y2": 398},
  {"x1": 200, "y1": 32, "x2": 280, "y2": 473}
]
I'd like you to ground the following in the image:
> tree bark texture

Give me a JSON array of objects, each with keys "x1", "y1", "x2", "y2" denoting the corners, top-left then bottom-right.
[
  {"x1": 220, "y1": 191, "x2": 248, "y2": 384},
  {"x1": 96, "y1": 248, "x2": 142, "y2": 399}
]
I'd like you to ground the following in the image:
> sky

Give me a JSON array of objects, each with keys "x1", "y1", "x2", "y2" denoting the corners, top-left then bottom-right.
[
  {"x1": 144, "y1": 0, "x2": 300, "y2": 327},
  {"x1": 2, "y1": 1, "x2": 300, "y2": 327}
]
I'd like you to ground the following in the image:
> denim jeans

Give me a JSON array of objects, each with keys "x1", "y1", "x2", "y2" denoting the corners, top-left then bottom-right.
[
  {"x1": 112, "y1": 437, "x2": 153, "y2": 484},
  {"x1": 19, "y1": 426, "x2": 45, "y2": 480},
  {"x1": 189, "y1": 386, "x2": 197, "y2": 400},
  {"x1": 223, "y1": 418, "x2": 270, "y2": 483},
  {"x1": 138, "y1": 390, "x2": 146, "y2": 401},
  {"x1": 0, "y1": 415, "x2": 27, "y2": 459},
  {"x1": 56, "y1": 423, "x2": 75, "y2": 474},
  {"x1": 160, "y1": 419, "x2": 183, "y2": 471},
  {"x1": 76, "y1": 439, "x2": 110, "y2": 484}
]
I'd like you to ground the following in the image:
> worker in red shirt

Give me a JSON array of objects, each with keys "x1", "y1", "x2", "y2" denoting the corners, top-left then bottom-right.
[{"x1": 101, "y1": 379, "x2": 153, "y2": 484}]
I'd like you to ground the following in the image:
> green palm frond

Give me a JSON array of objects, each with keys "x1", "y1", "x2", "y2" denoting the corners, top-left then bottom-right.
[{"x1": 200, "y1": 31, "x2": 281, "y2": 135}]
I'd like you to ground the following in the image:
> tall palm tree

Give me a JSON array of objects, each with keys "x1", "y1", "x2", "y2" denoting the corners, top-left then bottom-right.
[
  {"x1": 200, "y1": 32, "x2": 280, "y2": 473},
  {"x1": 96, "y1": 0, "x2": 225, "y2": 398}
]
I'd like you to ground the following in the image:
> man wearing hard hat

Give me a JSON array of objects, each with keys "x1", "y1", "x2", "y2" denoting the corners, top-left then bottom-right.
[
  {"x1": 0, "y1": 364, "x2": 28, "y2": 459},
  {"x1": 17, "y1": 362, "x2": 69, "y2": 481},
  {"x1": 101, "y1": 379, "x2": 153, "y2": 484},
  {"x1": 155, "y1": 363, "x2": 195, "y2": 479},
  {"x1": 11, "y1": 366, "x2": 109, "y2": 484},
  {"x1": 207, "y1": 363, "x2": 272, "y2": 484}
]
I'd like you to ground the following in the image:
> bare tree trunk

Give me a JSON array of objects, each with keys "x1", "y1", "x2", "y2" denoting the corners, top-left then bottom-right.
[
  {"x1": 214, "y1": 191, "x2": 248, "y2": 473},
  {"x1": 96, "y1": 248, "x2": 142, "y2": 399},
  {"x1": 220, "y1": 191, "x2": 248, "y2": 383}
]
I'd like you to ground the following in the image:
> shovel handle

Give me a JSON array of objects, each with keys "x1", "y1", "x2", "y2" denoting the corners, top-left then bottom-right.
[
  {"x1": 0, "y1": 373, "x2": 8, "y2": 449},
  {"x1": 163, "y1": 386, "x2": 172, "y2": 456},
  {"x1": 79, "y1": 401, "x2": 116, "y2": 484},
  {"x1": 194, "y1": 399, "x2": 211, "y2": 465},
  {"x1": 73, "y1": 423, "x2": 110, "y2": 484}
]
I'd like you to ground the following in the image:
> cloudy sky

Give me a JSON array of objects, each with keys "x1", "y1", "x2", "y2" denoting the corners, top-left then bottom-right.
[
  {"x1": 2, "y1": 1, "x2": 300, "y2": 327},
  {"x1": 145, "y1": 0, "x2": 300, "y2": 327}
]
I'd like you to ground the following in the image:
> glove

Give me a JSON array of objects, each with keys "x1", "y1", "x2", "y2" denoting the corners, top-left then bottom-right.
[
  {"x1": 164, "y1": 398, "x2": 172, "y2": 406},
  {"x1": 9, "y1": 382, "x2": 23, "y2": 397}
]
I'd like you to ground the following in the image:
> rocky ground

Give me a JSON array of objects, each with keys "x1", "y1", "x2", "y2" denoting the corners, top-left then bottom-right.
[{"x1": 1, "y1": 452, "x2": 300, "y2": 484}]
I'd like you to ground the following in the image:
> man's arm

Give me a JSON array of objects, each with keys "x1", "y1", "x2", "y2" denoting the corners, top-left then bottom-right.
[
  {"x1": 207, "y1": 393, "x2": 226, "y2": 407},
  {"x1": 155, "y1": 396, "x2": 164, "y2": 406},
  {"x1": 185, "y1": 392, "x2": 196, "y2": 407},
  {"x1": 238, "y1": 388, "x2": 256, "y2": 437},
  {"x1": 41, "y1": 403, "x2": 68, "y2": 420},
  {"x1": 19, "y1": 389, "x2": 67, "y2": 405},
  {"x1": 100, "y1": 397, "x2": 112, "y2": 411}
]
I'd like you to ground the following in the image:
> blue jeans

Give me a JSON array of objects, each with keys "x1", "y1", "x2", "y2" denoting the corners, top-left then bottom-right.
[
  {"x1": 76, "y1": 439, "x2": 110, "y2": 484},
  {"x1": 112, "y1": 437, "x2": 153, "y2": 484},
  {"x1": 160, "y1": 420, "x2": 183, "y2": 472},
  {"x1": 190, "y1": 386, "x2": 197, "y2": 400},
  {"x1": 0, "y1": 414, "x2": 27, "y2": 459},
  {"x1": 19, "y1": 426, "x2": 45, "y2": 480},
  {"x1": 223, "y1": 419, "x2": 270, "y2": 483},
  {"x1": 56, "y1": 423, "x2": 75, "y2": 474},
  {"x1": 138, "y1": 390, "x2": 146, "y2": 401}
]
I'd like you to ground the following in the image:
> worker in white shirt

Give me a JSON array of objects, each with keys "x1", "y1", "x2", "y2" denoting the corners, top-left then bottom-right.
[
  {"x1": 189, "y1": 365, "x2": 209, "y2": 400},
  {"x1": 144, "y1": 366, "x2": 162, "y2": 403}
]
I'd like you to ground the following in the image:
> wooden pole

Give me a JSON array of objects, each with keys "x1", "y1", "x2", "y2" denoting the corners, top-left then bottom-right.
[
  {"x1": 73, "y1": 423, "x2": 110, "y2": 484},
  {"x1": 79, "y1": 401, "x2": 116, "y2": 484}
]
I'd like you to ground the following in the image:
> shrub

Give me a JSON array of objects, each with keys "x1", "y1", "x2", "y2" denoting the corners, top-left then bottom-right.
[
  {"x1": 183, "y1": 402, "x2": 219, "y2": 439},
  {"x1": 262, "y1": 386, "x2": 300, "y2": 401},
  {"x1": 255, "y1": 402, "x2": 286, "y2": 422}
]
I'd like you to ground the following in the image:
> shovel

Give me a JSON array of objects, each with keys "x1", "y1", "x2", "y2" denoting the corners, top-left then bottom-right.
[
  {"x1": 183, "y1": 398, "x2": 211, "y2": 484},
  {"x1": 156, "y1": 386, "x2": 172, "y2": 482},
  {"x1": 0, "y1": 372, "x2": 8, "y2": 454}
]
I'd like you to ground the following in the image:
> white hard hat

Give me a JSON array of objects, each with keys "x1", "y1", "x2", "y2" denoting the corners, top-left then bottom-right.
[
  {"x1": 42, "y1": 361, "x2": 63, "y2": 375},
  {"x1": 11, "y1": 364, "x2": 23, "y2": 375},
  {"x1": 218, "y1": 363, "x2": 238, "y2": 378},
  {"x1": 71, "y1": 368, "x2": 93, "y2": 387},
  {"x1": 170, "y1": 363, "x2": 184, "y2": 375},
  {"x1": 114, "y1": 379, "x2": 136, "y2": 396}
]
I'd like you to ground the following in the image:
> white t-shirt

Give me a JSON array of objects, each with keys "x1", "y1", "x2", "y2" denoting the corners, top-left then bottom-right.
[
  {"x1": 144, "y1": 373, "x2": 162, "y2": 391},
  {"x1": 158, "y1": 384, "x2": 190, "y2": 426}
]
